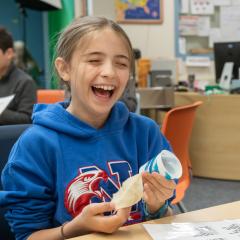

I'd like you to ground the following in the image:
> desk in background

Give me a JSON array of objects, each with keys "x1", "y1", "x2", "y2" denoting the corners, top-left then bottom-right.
[
  {"x1": 136, "y1": 87, "x2": 174, "y2": 122},
  {"x1": 69, "y1": 201, "x2": 240, "y2": 240},
  {"x1": 175, "y1": 92, "x2": 240, "y2": 180},
  {"x1": 135, "y1": 90, "x2": 240, "y2": 180}
]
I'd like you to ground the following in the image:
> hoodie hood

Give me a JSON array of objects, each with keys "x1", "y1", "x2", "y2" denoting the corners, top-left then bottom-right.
[{"x1": 32, "y1": 101, "x2": 129, "y2": 139}]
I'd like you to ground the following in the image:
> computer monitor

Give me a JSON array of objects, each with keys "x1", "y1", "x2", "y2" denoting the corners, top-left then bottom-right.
[{"x1": 214, "y1": 42, "x2": 240, "y2": 83}]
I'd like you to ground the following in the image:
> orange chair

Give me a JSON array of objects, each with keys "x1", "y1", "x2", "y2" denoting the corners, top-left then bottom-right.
[
  {"x1": 37, "y1": 89, "x2": 65, "y2": 104},
  {"x1": 161, "y1": 101, "x2": 203, "y2": 212}
]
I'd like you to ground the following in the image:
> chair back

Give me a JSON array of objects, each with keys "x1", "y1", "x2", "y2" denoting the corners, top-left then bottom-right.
[
  {"x1": 37, "y1": 89, "x2": 65, "y2": 103},
  {"x1": 161, "y1": 101, "x2": 203, "y2": 203},
  {"x1": 0, "y1": 124, "x2": 31, "y2": 240}
]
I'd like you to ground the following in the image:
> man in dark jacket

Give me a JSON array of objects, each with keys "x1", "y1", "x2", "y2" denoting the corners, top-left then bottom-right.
[{"x1": 0, "y1": 27, "x2": 36, "y2": 125}]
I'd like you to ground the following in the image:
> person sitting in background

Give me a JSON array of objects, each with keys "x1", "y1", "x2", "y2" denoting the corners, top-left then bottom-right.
[{"x1": 0, "y1": 27, "x2": 36, "y2": 125}]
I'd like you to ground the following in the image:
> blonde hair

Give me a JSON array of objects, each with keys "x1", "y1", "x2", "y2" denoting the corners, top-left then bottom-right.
[{"x1": 54, "y1": 16, "x2": 134, "y2": 90}]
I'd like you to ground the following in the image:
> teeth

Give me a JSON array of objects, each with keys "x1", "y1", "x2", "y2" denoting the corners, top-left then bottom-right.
[{"x1": 94, "y1": 85, "x2": 115, "y2": 91}]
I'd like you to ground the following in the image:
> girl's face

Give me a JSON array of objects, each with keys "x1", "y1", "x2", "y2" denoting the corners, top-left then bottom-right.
[{"x1": 57, "y1": 28, "x2": 131, "y2": 128}]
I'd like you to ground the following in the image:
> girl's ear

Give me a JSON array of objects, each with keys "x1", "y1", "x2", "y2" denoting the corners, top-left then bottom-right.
[{"x1": 55, "y1": 57, "x2": 70, "y2": 82}]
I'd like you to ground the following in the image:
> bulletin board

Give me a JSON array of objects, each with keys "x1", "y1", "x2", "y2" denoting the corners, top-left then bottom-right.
[{"x1": 176, "y1": 0, "x2": 240, "y2": 59}]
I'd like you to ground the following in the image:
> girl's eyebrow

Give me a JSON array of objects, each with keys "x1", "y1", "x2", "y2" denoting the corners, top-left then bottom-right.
[
  {"x1": 116, "y1": 54, "x2": 130, "y2": 61},
  {"x1": 84, "y1": 51, "x2": 130, "y2": 61}
]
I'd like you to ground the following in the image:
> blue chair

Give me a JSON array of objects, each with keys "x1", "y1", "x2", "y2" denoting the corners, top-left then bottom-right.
[{"x1": 0, "y1": 124, "x2": 31, "y2": 240}]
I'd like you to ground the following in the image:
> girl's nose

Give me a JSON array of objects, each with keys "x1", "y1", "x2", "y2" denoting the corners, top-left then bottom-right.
[{"x1": 101, "y1": 61, "x2": 116, "y2": 78}]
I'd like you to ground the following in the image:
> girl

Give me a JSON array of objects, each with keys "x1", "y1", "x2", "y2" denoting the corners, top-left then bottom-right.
[{"x1": 0, "y1": 16, "x2": 176, "y2": 240}]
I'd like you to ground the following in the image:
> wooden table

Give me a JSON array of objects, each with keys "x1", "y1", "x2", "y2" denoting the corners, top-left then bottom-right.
[
  {"x1": 69, "y1": 201, "x2": 240, "y2": 240},
  {"x1": 174, "y1": 92, "x2": 240, "y2": 180}
]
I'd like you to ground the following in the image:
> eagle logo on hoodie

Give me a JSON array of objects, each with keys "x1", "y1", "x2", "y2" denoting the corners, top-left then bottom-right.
[{"x1": 64, "y1": 169, "x2": 108, "y2": 217}]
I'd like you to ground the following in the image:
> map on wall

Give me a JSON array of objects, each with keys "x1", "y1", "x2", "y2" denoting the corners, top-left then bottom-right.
[{"x1": 115, "y1": 0, "x2": 163, "y2": 24}]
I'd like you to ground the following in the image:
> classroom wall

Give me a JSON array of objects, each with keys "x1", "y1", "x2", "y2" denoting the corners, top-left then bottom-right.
[
  {"x1": 92, "y1": 0, "x2": 175, "y2": 59},
  {"x1": 92, "y1": 0, "x2": 215, "y2": 84}
]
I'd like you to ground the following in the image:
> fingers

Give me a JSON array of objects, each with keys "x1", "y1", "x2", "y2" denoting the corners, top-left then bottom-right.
[
  {"x1": 81, "y1": 203, "x2": 130, "y2": 234},
  {"x1": 142, "y1": 172, "x2": 176, "y2": 190},
  {"x1": 142, "y1": 182, "x2": 152, "y2": 203},
  {"x1": 142, "y1": 182, "x2": 166, "y2": 214},
  {"x1": 144, "y1": 181, "x2": 168, "y2": 202},
  {"x1": 142, "y1": 172, "x2": 176, "y2": 199},
  {"x1": 116, "y1": 206, "x2": 131, "y2": 219},
  {"x1": 84, "y1": 202, "x2": 115, "y2": 216},
  {"x1": 87, "y1": 206, "x2": 130, "y2": 234},
  {"x1": 101, "y1": 207, "x2": 131, "y2": 232},
  {"x1": 141, "y1": 172, "x2": 176, "y2": 213},
  {"x1": 143, "y1": 180, "x2": 166, "y2": 203}
]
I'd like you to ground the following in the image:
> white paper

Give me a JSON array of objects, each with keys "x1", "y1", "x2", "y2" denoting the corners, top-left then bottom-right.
[
  {"x1": 180, "y1": 0, "x2": 190, "y2": 13},
  {"x1": 191, "y1": 0, "x2": 214, "y2": 15},
  {"x1": 220, "y1": 6, "x2": 240, "y2": 27},
  {"x1": 186, "y1": 56, "x2": 211, "y2": 67},
  {"x1": 197, "y1": 16, "x2": 210, "y2": 36},
  {"x1": 179, "y1": 15, "x2": 199, "y2": 36},
  {"x1": 209, "y1": 28, "x2": 222, "y2": 48},
  {"x1": 232, "y1": 0, "x2": 240, "y2": 5},
  {"x1": 213, "y1": 0, "x2": 231, "y2": 6},
  {"x1": 0, "y1": 95, "x2": 15, "y2": 114},
  {"x1": 220, "y1": 6, "x2": 240, "y2": 41},
  {"x1": 179, "y1": 37, "x2": 187, "y2": 55},
  {"x1": 144, "y1": 219, "x2": 240, "y2": 240},
  {"x1": 179, "y1": 16, "x2": 210, "y2": 36}
]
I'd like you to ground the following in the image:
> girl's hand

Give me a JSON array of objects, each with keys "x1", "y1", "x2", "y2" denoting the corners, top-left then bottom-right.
[
  {"x1": 141, "y1": 172, "x2": 176, "y2": 214},
  {"x1": 64, "y1": 202, "x2": 131, "y2": 238}
]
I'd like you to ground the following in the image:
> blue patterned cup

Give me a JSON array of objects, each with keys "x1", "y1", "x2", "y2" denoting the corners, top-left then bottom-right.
[{"x1": 139, "y1": 150, "x2": 182, "y2": 180}]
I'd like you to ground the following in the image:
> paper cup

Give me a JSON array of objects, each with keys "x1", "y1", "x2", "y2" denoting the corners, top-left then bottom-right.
[{"x1": 139, "y1": 150, "x2": 182, "y2": 180}]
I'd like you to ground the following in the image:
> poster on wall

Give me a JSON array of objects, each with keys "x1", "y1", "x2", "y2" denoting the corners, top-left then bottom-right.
[
  {"x1": 190, "y1": 0, "x2": 214, "y2": 15},
  {"x1": 115, "y1": 0, "x2": 163, "y2": 24},
  {"x1": 179, "y1": 15, "x2": 210, "y2": 36}
]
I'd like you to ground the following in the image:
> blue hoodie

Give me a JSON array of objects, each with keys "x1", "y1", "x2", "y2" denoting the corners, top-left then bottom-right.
[{"x1": 0, "y1": 101, "x2": 172, "y2": 240}]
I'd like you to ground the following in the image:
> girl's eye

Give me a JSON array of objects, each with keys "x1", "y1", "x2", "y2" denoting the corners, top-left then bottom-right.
[
  {"x1": 116, "y1": 62, "x2": 128, "y2": 68},
  {"x1": 88, "y1": 59, "x2": 101, "y2": 64}
]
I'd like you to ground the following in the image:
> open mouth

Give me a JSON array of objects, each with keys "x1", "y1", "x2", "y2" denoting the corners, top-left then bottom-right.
[{"x1": 92, "y1": 85, "x2": 115, "y2": 99}]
